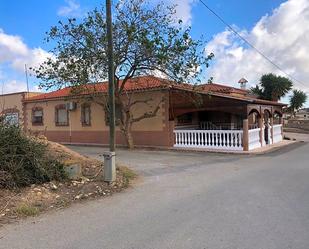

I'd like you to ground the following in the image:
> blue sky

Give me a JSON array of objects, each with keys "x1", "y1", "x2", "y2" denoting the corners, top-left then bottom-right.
[{"x1": 0, "y1": 0, "x2": 308, "y2": 105}]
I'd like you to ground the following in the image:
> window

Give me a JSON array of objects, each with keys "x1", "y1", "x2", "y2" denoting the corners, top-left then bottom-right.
[
  {"x1": 81, "y1": 104, "x2": 91, "y2": 126},
  {"x1": 32, "y1": 107, "x2": 43, "y2": 125},
  {"x1": 4, "y1": 112, "x2": 19, "y2": 126},
  {"x1": 55, "y1": 105, "x2": 69, "y2": 126}
]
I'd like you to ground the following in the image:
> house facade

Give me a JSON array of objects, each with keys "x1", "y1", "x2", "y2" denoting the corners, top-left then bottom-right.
[
  {"x1": 0, "y1": 92, "x2": 40, "y2": 126},
  {"x1": 2, "y1": 76, "x2": 285, "y2": 152}
]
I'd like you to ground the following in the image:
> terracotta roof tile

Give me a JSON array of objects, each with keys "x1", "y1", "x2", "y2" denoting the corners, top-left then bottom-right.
[
  {"x1": 24, "y1": 76, "x2": 285, "y2": 106},
  {"x1": 25, "y1": 76, "x2": 170, "y2": 101}
]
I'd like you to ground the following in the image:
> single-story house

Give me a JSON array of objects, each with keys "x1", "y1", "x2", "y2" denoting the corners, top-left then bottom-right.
[{"x1": 2, "y1": 76, "x2": 285, "y2": 152}]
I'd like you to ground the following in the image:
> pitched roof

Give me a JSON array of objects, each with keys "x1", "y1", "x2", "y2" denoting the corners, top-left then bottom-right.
[
  {"x1": 25, "y1": 76, "x2": 170, "y2": 101},
  {"x1": 196, "y1": 83, "x2": 248, "y2": 95},
  {"x1": 24, "y1": 75, "x2": 285, "y2": 106}
]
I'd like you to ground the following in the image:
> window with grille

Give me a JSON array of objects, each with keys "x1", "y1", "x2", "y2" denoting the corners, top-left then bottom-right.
[
  {"x1": 55, "y1": 105, "x2": 69, "y2": 126},
  {"x1": 32, "y1": 107, "x2": 43, "y2": 125},
  {"x1": 81, "y1": 104, "x2": 91, "y2": 126},
  {"x1": 4, "y1": 112, "x2": 19, "y2": 126}
]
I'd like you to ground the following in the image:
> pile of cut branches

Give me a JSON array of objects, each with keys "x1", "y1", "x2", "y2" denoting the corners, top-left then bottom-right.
[{"x1": 0, "y1": 123, "x2": 66, "y2": 189}]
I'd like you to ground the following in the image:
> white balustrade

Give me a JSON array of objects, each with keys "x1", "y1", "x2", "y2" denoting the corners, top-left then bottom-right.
[
  {"x1": 272, "y1": 124, "x2": 283, "y2": 143},
  {"x1": 248, "y1": 128, "x2": 261, "y2": 150},
  {"x1": 174, "y1": 129, "x2": 243, "y2": 151}
]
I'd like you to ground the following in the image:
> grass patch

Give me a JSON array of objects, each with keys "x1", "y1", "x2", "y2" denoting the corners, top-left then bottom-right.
[
  {"x1": 119, "y1": 166, "x2": 137, "y2": 187},
  {"x1": 15, "y1": 204, "x2": 40, "y2": 217}
]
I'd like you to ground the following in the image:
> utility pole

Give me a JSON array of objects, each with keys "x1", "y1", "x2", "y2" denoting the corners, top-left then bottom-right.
[{"x1": 103, "y1": 0, "x2": 116, "y2": 182}]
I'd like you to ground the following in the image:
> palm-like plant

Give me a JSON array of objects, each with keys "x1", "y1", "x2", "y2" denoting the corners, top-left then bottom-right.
[
  {"x1": 289, "y1": 89, "x2": 307, "y2": 116},
  {"x1": 250, "y1": 73, "x2": 293, "y2": 101}
]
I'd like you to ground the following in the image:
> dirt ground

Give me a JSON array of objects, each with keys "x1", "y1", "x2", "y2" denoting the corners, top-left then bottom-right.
[{"x1": 0, "y1": 139, "x2": 136, "y2": 226}]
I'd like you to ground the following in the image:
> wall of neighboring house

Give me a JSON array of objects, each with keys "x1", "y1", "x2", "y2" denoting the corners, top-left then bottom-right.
[
  {"x1": 0, "y1": 92, "x2": 26, "y2": 126},
  {"x1": 24, "y1": 90, "x2": 174, "y2": 147},
  {"x1": 0, "y1": 92, "x2": 42, "y2": 126}
]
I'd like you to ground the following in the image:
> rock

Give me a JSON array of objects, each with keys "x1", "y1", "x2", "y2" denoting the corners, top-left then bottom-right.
[
  {"x1": 80, "y1": 177, "x2": 90, "y2": 183},
  {"x1": 64, "y1": 164, "x2": 82, "y2": 180},
  {"x1": 50, "y1": 182, "x2": 58, "y2": 190},
  {"x1": 71, "y1": 181, "x2": 79, "y2": 186},
  {"x1": 74, "y1": 194, "x2": 83, "y2": 200}
]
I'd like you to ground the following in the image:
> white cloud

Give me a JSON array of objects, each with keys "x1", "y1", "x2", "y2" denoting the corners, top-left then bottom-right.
[
  {"x1": 0, "y1": 79, "x2": 40, "y2": 94},
  {"x1": 205, "y1": 0, "x2": 309, "y2": 94},
  {"x1": 0, "y1": 29, "x2": 51, "y2": 94},
  {"x1": 172, "y1": 0, "x2": 197, "y2": 25},
  {"x1": 11, "y1": 48, "x2": 51, "y2": 72},
  {"x1": 0, "y1": 29, "x2": 52, "y2": 72},
  {"x1": 57, "y1": 0, "x2": 84, "y2": 18},
  {"x1": 151, "y1": 0, "x2": 197, "y2": 25},
  {"x1": 1, "y1": 80, "x2": 27, "y2": 94},
  {"x1": 0, "y1": 29, "x2": 28, "y2": 62}
]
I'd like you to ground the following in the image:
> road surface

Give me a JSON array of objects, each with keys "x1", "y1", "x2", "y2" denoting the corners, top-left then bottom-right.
[{"x1": 1, "y1": 142, "x2": 309, "y2": 249}]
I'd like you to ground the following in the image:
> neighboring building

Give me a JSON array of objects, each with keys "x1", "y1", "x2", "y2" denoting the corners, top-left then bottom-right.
[
  {"x1": 294, "y1": 108, "x2": 309, "y2": 120},
  {"x1": 3, "y1": 76, "x2": 286, "y2": 151},
  {"x1": 0, "y1": 92, "x2": 40, "y2": 126},
  {"x1": 284, "y1": 108, "x2": 309, "y2": 132}
]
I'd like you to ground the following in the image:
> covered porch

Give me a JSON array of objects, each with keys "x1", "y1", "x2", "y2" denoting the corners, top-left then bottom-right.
[{"x1": 169, "y1": 89, "x2": 284, "y2": 152}]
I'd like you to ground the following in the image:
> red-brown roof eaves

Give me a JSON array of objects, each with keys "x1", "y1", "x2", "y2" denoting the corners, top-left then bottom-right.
[{"x1": 24, "y1": 76, "x2": 285, "y2": 106}]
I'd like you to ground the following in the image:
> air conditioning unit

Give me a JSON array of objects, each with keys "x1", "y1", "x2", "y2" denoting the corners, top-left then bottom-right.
[{"x1": 66, "y1": 102, "x2": 77, "y2": 111}]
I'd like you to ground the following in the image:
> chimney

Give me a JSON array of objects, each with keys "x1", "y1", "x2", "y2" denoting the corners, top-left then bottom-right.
[{"x1": 238, "y1": 78, "x2": 248, "y2": 90}]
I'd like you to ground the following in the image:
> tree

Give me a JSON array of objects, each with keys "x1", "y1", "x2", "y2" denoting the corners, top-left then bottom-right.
[
  {"x1": 289, "y1": 89, "x2": 307, "y2": 116},
  {"x1": 250, "y1": 73, "x2": 293, "y2": 101},
  {"x1": 33, "y1": 0, "x2": 213, "y2": 149}
]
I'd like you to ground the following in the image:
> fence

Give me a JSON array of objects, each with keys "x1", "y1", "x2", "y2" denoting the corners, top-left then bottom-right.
[{"x1": 174, "y1": 129, "x2": 243, "y2": 151}]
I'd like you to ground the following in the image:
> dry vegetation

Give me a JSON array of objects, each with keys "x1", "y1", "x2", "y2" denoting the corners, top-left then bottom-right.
[{"x1": 0, "y1": 125, "x2": 136, "y2": 226}]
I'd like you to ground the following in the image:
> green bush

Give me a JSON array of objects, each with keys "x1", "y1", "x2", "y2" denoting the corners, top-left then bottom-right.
[{"x1": 0, "y1": 123, "x2": 67, "y2": 189}]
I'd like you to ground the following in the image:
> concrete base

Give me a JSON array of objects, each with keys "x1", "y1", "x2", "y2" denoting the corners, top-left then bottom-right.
[{"x1": 103, "y1": 151, "x2": 116, "y2": 182}]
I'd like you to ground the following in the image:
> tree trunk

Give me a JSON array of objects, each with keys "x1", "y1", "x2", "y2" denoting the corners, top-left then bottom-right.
[
  {"x1": 117, "y1": 96, "x2": 135, "y2": 149},
  {"x1": 124, "y1": 125, "x2": 134, "y2": 149}
]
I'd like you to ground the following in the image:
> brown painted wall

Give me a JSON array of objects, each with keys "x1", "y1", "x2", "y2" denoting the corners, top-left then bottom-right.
[{"x1": 25, "y1": 90, "x2": 174, "y2": 147}]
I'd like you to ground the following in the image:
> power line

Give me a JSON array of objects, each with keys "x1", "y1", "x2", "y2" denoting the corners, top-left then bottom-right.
[{"x1": 199, "y1": 0, "x2": 307, "y2": 88}]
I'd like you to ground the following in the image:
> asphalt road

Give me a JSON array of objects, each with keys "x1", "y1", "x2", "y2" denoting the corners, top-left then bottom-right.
[{"x1": 1, "y1": 142, "x2": 309, "y2": 249}]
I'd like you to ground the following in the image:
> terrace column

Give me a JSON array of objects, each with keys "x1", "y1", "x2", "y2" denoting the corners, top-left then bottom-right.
[
  {"x1": 258, "y1": 115, "x2": 264, "y2": 147},
  {"x1": 280, "y1": 116, "x2": 284, "y2": 137},
  {"x1": 243, "y1": 119, "x2": 249, "y2": 151},
  {"x1": 270, "y1": 116, "x2": 274, "y2": 144}
]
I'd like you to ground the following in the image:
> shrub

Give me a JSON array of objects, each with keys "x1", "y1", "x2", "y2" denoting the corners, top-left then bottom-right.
[
  {"x1": 0, "y1": 123, "x2": 67, "y2": 189},
  {"x1": 15, "y1": 203, "x2": 40, "y2": 217}
]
